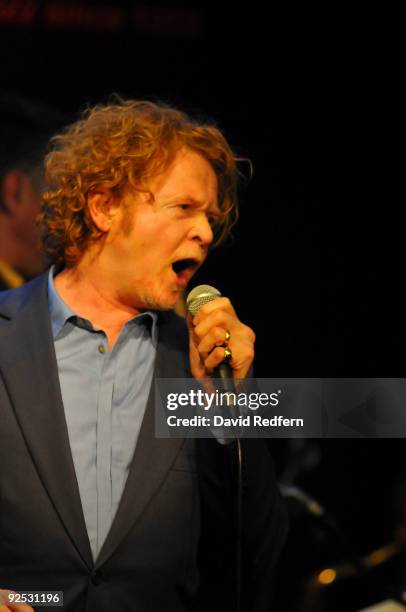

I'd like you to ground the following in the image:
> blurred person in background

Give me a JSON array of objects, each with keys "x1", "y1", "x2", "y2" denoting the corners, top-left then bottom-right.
[{"x1": 0, "y1": 93, "x2": 65, "y2": 290}]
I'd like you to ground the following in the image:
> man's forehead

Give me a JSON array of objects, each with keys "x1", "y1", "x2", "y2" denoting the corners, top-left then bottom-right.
[{"x1": 147, "y1": 148, "x2": 218, "y2": 191}]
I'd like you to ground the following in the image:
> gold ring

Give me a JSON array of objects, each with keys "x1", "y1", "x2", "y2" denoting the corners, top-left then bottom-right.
[
  {"x1": 224, "y1": 329, "x2": 231, "y2": 344},
  {"x1": 223, "y1": 347, "x2": 232, "y2": 361}
]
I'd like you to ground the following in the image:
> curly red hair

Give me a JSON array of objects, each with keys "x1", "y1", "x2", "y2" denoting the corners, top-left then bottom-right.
[{"x1": 40, "y1": 98, "x2": 242, "y2": 267}]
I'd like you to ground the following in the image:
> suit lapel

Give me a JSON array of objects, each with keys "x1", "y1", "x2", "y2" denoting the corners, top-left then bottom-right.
[
  {"x1": 0, "y1": 279, "x2": 190, "y2": 570},
  {"x1": 95, "y1": 312, "x2": 188, "y2": 568},
  {"x1": 0, "y1": 275, "x2": 93, "y2": 569}
]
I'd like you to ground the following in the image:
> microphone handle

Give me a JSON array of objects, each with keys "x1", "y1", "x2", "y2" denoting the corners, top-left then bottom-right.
[{"x1": 213, "y1": 362, "x2": 235, "y2": 393}]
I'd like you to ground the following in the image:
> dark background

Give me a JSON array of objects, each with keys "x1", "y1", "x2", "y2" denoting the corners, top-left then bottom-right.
[{"x1": 2, "y1": 2, "x2": 405, "y2": 609}]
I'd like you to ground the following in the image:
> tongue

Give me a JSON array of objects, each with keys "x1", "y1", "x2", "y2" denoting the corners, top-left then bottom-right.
[{"x1": 172, "y1": 259, "x2": 193, "y2": 274}]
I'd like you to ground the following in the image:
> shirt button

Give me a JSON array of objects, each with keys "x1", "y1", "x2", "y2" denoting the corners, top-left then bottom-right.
[{"x1": 98, "y1": 344, "x2": 105, "y2": 354}]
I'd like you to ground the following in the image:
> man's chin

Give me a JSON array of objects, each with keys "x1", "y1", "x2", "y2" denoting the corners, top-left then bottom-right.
[{"x1": 139, "y1": 290, "x2": 182, "y2": 312}]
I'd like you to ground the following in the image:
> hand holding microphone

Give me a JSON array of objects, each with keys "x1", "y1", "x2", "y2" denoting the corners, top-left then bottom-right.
[{"x1": 186, "y1": 285, "x2": 255, "y2": 384}]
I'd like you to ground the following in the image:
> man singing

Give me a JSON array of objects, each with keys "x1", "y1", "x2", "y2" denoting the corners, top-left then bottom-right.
[{"x1": 0, "y1": 99, "x2": 287, "y2": 611}]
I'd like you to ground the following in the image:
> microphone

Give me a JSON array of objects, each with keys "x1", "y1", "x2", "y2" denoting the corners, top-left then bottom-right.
[
  {"x1": 187, "y1": 285, "x2": 243, "y2": 606},
  {"x1": 186, "y1": 284, "x2": 235, "y2": 394}
]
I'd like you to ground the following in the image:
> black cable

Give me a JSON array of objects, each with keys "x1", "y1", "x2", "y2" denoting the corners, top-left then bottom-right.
[{"x1": 235, "y1": 437, "x2": 242, "y2": 612}]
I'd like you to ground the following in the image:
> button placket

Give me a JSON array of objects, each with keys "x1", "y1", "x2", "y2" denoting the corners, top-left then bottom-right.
[{"x1": 96, "y1": 335, "x2": 113, "y2": 556}]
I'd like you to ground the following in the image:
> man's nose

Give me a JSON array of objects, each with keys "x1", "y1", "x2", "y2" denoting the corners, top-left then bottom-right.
[{"x1": 189, "y1": 214, "x2": 214, "y2": 247}]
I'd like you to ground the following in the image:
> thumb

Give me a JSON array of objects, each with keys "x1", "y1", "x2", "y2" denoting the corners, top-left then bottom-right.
[
  {"x1": 186, "y1": 314, "x2": 198, "y2": 346},
  {"x1": 186, "y1": 312, "x2": 194, "y2": 331}
]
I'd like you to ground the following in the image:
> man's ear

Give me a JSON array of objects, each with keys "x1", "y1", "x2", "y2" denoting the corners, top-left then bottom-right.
[
  {"x1": 87, "y1": 188, "x2": 120, "y2": 233},
  {"x1": 1, "y1": 171, "x2": 31, "y2": 215}
]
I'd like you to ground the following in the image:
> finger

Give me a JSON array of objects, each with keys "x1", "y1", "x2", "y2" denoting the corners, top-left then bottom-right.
[
  {"x1": 197, "y1": 326, "x2": 231, "y2": 356},
  {"x1": 192, "y1": 297, "x2": 236, "y2": 326},
  {"x1": 203, "y1": 346, "x2": 233, "y2": 373},
  {"x1": 194, "y1": 310, "x2": 236, "y2": 341},
  {"x1": 186, "y1": 313, "x2": 199, "y2": 342}
]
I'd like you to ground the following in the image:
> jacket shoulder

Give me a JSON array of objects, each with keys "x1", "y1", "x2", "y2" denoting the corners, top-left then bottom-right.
[{"x1": 0, "y1": 273, "x2": 48, "y2": 318}]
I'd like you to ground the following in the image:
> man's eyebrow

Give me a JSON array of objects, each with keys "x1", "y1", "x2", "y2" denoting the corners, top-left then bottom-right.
[
  {"x1": 168, "y1": 195, "x2": 204, "y2": 204},
  {"x1": 167, "y1": 195, "x2": 219, "y2": 211}
]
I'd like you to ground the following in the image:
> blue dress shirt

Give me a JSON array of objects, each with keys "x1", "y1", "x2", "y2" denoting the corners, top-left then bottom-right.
[{"x1": 47, "y1": 267, "x2": 158, "y2": 561}]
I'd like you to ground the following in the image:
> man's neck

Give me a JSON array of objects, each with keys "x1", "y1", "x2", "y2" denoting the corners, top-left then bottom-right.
[{"x1": 54, "y1": 261, "x2": 142, "y2": 351}]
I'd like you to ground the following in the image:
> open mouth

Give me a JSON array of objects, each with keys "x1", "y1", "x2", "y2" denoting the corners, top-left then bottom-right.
[
  {"x1": 171, "y1": 258, "x2": 200, "y2": 286},
  {"x1": 172, "y1": 258, "x2": 199, "y2": 275}
]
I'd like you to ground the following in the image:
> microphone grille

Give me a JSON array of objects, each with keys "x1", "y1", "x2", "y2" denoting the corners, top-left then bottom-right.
[{"x1": 186, "y1": 284, "x2": 222, "y2": 316}]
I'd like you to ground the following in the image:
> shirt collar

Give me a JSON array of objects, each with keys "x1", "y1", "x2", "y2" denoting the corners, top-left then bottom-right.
[{"x1": 47, "y1": 265, "x2": 159, "y2": 345}]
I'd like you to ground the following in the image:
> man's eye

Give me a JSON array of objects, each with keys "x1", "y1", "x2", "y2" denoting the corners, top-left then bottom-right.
[
  {"x1": 179, "y1": 204, "x2": 190, "y2": 211},
  {"x1": 208, "y1": 215, "x2": 220, "y2": 226}
]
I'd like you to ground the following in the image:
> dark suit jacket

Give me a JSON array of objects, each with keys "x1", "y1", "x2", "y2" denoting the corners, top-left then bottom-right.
[{"x1": 0, "y1": 273, "x2": 288, "y2": 612}]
